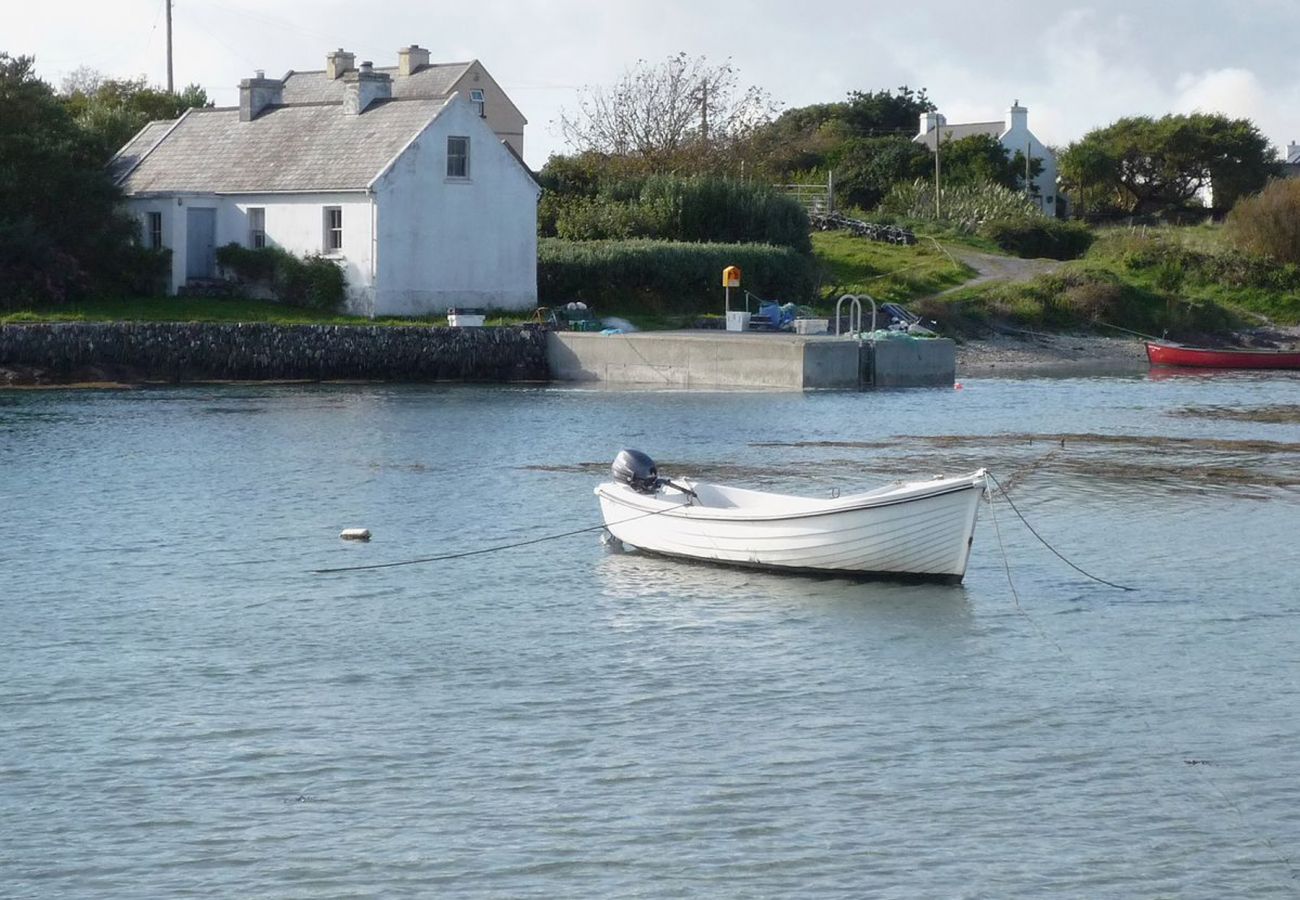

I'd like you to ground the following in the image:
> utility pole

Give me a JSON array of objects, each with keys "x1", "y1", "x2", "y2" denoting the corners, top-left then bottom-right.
[
  {"x1": 1025, "y1": 140, "x2": 1032, "y2": 200},
  {"x1": 166, "y1": 0, "x2": 174, "y2": 93}
]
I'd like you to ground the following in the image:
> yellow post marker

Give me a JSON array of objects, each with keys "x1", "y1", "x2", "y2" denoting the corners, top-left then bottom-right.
[{"x1": 722, "y1": 266, "x2": 748, "y2": 331}]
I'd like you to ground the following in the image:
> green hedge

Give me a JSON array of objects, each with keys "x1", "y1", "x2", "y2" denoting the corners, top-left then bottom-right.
[
  {"x1": 541, "y1": 175, "x2": 811, "y2": 252},
  {"x1": 538, "y1": 238, "x2": 817, "y2": 313},
  {"x1": 978, "y1": 217, "x2": 1096, "y2": 260},
  {"x1": 215, "y1": 244, "x2": 346, "y2": 312}
]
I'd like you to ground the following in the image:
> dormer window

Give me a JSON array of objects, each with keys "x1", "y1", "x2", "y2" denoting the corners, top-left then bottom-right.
[{"x1": 470, "y1": 89, "x2": 485, "y2": 118}]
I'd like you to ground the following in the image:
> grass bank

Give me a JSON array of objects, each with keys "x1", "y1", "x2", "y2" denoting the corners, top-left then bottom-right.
[
  {"x1": 810, "y1": 231, "x2": 973, "y2": 306},
  {"x1": 922, "y1": 224, "x2": 1300, "y2": 337}
]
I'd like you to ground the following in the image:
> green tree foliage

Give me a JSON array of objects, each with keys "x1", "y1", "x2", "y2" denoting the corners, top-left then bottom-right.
[
  {"x1": 830, "y1": 136, "x2": 932, "y2": 209},
  {"x1": 743, "y1": 86, "x2": 935, "y2": 194},
  {"x1": 939, "y1": 134, "x2": 1042, "y2": 192},
  {"x1": 60, "y1": 68, "x2": 210, "y2": 160},
  {"x1": 1225, "y1": 177, "x2": 1300, "y2": 265},
  {"x1": 1059, "y1": 113, "x2": 1280, "y2": 216},
  {"x1": 0, "y1": 53, "x2": 160, "y2": 306}
]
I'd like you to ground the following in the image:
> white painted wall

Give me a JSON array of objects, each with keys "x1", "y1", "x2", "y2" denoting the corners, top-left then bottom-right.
[
  {"x1": 371, "y1": 93, "x2": 540, "y2": 316},
  {"x1": 999, "y1": 104, "x2": 1059, "y2": 215},
  {"x1": 127, "y1": 192, "x2": 376, "y2": 311}
]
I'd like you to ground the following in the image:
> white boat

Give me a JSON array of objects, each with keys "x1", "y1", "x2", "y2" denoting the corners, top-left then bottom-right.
[{"x1": 595, "y1": 450, "x2": 987, "y2": 583}]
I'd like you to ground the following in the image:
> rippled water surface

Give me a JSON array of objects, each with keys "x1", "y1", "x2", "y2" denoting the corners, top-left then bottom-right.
[{"x1": 3, "y1": 372, "x2": 1299, "y2": 898}]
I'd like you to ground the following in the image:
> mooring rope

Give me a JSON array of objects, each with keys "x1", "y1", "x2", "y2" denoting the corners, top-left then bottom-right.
[
  {"x1": 983, "y1": 476, "x2": 1298, "y2": 885},
  {"x1": 311, "y1": 499, "x2": 679, "y2": 574},
  {"x1": 985, "y1": 471, "x2": 1136, "y2": 592}
]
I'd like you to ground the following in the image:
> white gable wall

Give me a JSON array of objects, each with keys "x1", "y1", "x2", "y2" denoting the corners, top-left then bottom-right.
[
  {"x1": 999, "y1": 105, "x2": 1058, "y2": 215},
  {"x1": 371, "y1": 95, "x2": 540, "y2": 316}
]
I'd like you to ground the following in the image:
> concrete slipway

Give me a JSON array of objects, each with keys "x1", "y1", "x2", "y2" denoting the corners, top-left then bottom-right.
[{"x1": 547, "y1": 330, "x2": 955, "y2": 390}]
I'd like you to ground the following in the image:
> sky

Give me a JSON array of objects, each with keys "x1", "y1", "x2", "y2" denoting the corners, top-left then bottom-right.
[{"x1": 10, "y1": 0, "x2": 1300, "y2": 169}]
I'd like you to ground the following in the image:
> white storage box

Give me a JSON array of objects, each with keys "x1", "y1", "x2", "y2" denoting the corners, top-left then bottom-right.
[
  {"x1": 794, "y1": 318, "x2": 829, "y2": 335},
  {"x1": 447, "y1": 308, "x2": 486, "y2": 328},
  {"x1": 725, "y1": 311, "x2": 752, "y2": 332}
]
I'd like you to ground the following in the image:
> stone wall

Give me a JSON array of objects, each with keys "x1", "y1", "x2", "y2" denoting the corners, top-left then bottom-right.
[{"x1": 0, "y1": 323, "x2": 548, "y2": 384}]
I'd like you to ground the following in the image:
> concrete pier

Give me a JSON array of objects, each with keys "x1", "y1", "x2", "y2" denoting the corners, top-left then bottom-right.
[{"x1": 547, "y1": 330, "x2": 954, "y2": 390}]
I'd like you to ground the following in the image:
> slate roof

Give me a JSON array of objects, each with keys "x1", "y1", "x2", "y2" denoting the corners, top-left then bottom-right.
[
  {"x1": 914, "y1": 121, "x2": 1005, "y2": 149},
  {"x1": 109, "y1": 119, "x2": 176, "y2": 182},
  {"x1": 116, "y1": 97, "x2": 448, "y2": 194},
  {"x1": 281, "y1": 62, "x2": 472, "y2": 104}
]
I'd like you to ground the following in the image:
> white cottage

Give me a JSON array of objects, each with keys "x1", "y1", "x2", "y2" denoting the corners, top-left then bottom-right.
[
  {"x1": 109, "y1": 48, "x2": 540, "y2": 317},
  {"x1": 915, "y1": 101, "x2": 1060, "y2": 215}
]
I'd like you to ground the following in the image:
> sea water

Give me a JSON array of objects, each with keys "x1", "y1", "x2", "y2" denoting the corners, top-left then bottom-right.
[{"x1": 2, "y1": 373, "x2": 1298, "y2": 897}]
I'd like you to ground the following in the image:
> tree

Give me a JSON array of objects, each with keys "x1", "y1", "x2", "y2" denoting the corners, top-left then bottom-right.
[
  {"x1": 938, "y1": 133, "x2": 1043, "y2": 192},
  {"x1": 60, "y1": 70, "x2": 210, "y2": 160},
  {"x1": 830, "y1": 135, "x2": 932, "y2": 209},
  {"x1": 1059, "y1": 113, "x2": 1280, "y2": 216},
  {"x1": 744, "y1": 86, "x2": 934, "y2": 180},
  {"x1": 558, "y1": 53, "x2": 777, "y2": 173},
  {"x1": 0, "y1": 53, "x2": 150, "y2": 305}
]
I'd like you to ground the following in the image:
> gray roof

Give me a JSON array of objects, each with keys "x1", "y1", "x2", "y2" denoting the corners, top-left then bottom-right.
[
  {"x1": 116, "y1": 97, "x2": 448, "y2": 194},
  {"x1": 281, "y1": 62, "x2": 472, "y2": 104},
  {"x1": 109, "y1": 119, "x2": 176, "y2": 181},
  {"x1": 914, "y1": 121, "x2": 1004, "y2": 149}
]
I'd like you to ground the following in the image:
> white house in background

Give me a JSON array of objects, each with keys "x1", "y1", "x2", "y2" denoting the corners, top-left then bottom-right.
[
  {"x1": 109, "y1": 47, "x2": 540, "y2": 317},
  {"x1": 915, "y1": 101, "x2": 1060, "y2": 215},
  {"x1": 1282, "y1": 141, "x2": 1300, "y2": 179}
]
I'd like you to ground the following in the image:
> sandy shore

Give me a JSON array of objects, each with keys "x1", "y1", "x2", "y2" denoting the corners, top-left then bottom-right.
[{"x1": 956, "y1": 332, "x2": 1150, "y2": 377}]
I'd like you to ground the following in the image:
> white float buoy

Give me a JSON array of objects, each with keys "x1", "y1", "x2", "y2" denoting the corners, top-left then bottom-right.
[{"x1": 340, "y1": 528, "x2": 371, "y2": 542}]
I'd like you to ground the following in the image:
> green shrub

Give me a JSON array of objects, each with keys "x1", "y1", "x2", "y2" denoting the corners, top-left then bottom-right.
[
  {"x1": 538, "y1": 238, "x2": 816, "y2": 313},
  {"x1": 109, "y1": 244, "x2": 172, "y2": 296},
  {"x1": 877, "y1": 179, "x2": 1039, "y2": 231},
  {"x1": 540, "y1": 175, "x2": 811, "y2": 252},
  {"x1": 216, "y1": 243, "x2": 346, "y2": 312},
  {"x1": 1226, "y1": 178, "x2": 1300, "y2": 264},
  {"x1": 978, "y1": 217, "x2": 1095, "y2": 260}
]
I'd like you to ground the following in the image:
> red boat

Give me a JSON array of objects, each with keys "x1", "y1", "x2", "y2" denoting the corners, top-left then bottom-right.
[{"x1": 1145, "y1": 341, "x2": 1300, "y2": 370}]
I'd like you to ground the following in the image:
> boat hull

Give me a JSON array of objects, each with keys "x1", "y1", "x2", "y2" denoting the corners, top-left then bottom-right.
[
  {"x1": 1145, "y1": 342, "x2": 1300, "y2": 369},
  {"x1": 596, "y1": 471, "x2": 985, "y2": 582}
]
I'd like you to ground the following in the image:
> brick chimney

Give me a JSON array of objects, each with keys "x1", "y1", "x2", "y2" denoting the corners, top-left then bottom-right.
[
  {"x1": 326, "y1": 48, "x2": 356, "y2": 80},
  {"x1": 343, "y1": 61, "x2": 392, "y2": 114},
  {"x1": 239, "y1": 70, "x2": 283, "y2": 121},
  {"x1": 398, "y1": 44, "x2": 429, "y2": 77}
]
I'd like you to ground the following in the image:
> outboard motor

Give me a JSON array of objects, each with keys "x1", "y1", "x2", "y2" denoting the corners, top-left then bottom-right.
[{"x1": 611, "y1": 449, "x2": 661, "y2": 494}]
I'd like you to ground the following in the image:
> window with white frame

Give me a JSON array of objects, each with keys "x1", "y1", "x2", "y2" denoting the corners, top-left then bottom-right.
[
  {"x1": 447, "y1": 136, "x2": 470, "y2": 178},
  {"x1": 147, "y1": 211, "x2": 163, "y2": 250},
  {"x1": 323, "y1": 206, "x2": 343, "y2": 252},
  {"x1": 248, "y1": 208, "x2": 266, "y2": 248},
  {"x1": 470, "y1": 89, "x2": 485, "y2": 118}
]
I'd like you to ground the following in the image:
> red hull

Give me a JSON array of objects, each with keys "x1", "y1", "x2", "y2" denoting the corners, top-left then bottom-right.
[{"x1": 1145, "y1": 342, "x2": 1300, "y2": 370}]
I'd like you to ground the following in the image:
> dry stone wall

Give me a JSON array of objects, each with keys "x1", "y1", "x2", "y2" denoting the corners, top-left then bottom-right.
[{"x1": 0, "y1": 323, "x2": 549, "y2": 384}]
